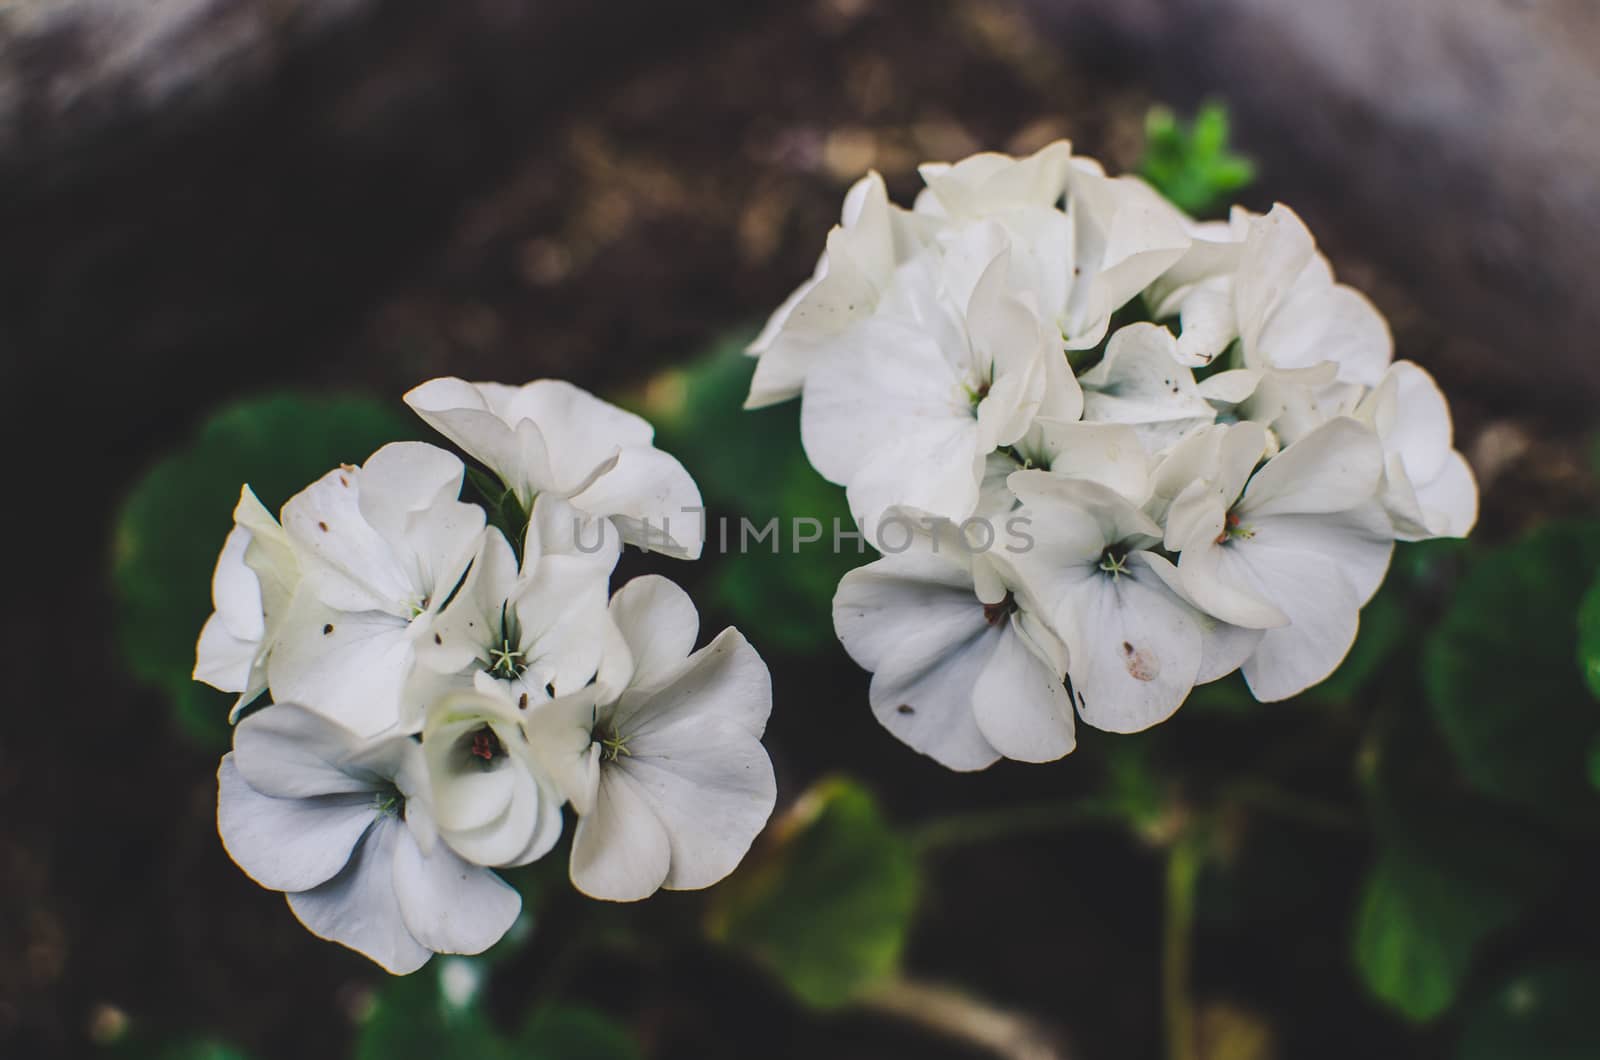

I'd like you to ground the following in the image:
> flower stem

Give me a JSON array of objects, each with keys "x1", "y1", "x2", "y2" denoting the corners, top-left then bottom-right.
[{"x1": 1163, "y1": 833, "x2": 1202, "y2": 1060}]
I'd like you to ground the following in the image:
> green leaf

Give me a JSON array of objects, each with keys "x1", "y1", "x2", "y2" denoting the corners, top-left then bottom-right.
[
  {"x1": 1578, "y1": 571, "x2": 1600, "y2": 700},
  {"x1": 1352, "y1": 780, "x2": 1561, "y2": 1023},
  {"x1": 1422, "y1": 521, "x2": 1600, "y2": 817},
  {"x1": 112, "y1": 393, "x2": 415, "y2": 749},
  {"x1": 705, "y1": 776, "x2": 920, "y2": 1008},
  {"x1": 518, "y1": 1005, "x2": 640, "y2": 1060},
  {"x1": 1138, "y1": 100, "x2": 1257, "y2": 217},
  {"x1": 1458, "y1": 963, "x2": 1600, "y2": 1060}
]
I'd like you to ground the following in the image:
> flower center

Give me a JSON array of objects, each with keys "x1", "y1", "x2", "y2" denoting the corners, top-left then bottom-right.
[
  {"x1": 1216, "y1": 510, "x2": 1254, "y2": 545},
  {"x1": 982, "y1": 592, "x2": 1017, "y2": 627},
  {"x1": 485, "y1": 601, "x2": 527, "y2": 679},
  {"x1": 466, "y1": 724, "x2": 506, "y2": 765},
  {"x1": 596, "y1": 724, "x2": 632, "y2": 763},
  {"x1": 1098, "y1": 547, "x2": 1131, "y2": 579},
  {"x1": 373, "y1": 785, "x2": 404, "y2": 817}
]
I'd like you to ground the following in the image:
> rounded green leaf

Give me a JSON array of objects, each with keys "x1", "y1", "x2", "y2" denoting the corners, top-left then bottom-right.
[
  {"x1": 1421, "y1": 521, "x2": 1600, "y2": 817},
  {"x1": 705, "y1": 776, "x2": 920, "y2": 1008},
  {"x1": 112, "y1": 392, "x2": 415, "y2": 748}
]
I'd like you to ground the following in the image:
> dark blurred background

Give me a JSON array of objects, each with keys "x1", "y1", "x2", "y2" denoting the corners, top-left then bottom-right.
[{"x1": 4, "y1": 1, "x2": 1600, "y2": 1058}]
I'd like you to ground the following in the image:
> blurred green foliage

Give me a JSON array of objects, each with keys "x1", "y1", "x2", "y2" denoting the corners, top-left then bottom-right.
[
  {"x1": 1139, "y1": 101, "x2": 1256, "y2": 217},
  {"x1": 112, "y1": 393, "x2": 415, "y2": 749},
  {"x1": 1578, "y1": 572, "x2": 1600, "y2": 701},
  {"x1": 705, "y1": 776, "x2": 919, "y2": 1008},
  {"x1": 1422, "y1": 521, "x2": 1600, "y2": 818},
  {"x1": 632, "y1": 338, "x2": 867, "y2": 655},
  {"x1": 355, "y1": 959, "x2": 639, "y2": 1060},
  {"x1": 1458, "y1": 962, "x2": 1600, "y2": 1060},
  {"x1": 1353, "y1": 801, "x2": 1560, "y2": 1022}
]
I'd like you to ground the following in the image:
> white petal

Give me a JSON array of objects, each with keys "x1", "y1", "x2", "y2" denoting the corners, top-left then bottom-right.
[
  {"x1": 511, "y1": 381, "x2": 655, "y2": 495},
  {"x1": 1411, "y1": 449, "x2": 1478, "y2": 540},
  {"x1": 194, "y1": 610, "x2": 257, "y2": 695},
  {"x1": 405, "y1": 378, "x2": 539, "y2": 498},
  {"x1": 522, "y1": 688, "x2": 603, "y2": 815},
  {"x1": 799, "y1": 317, "x2": 967, "y2": 488},
  {"x1": 869, "y1": 615, "x2": 1004, "y2": 772},
  {"x1": 217, "y1": 755, "x2": 374, "y2": 893},
  {"x1": 1138, "y1": 552, "x2": 1264, "y2": 683},
  {"x1": 1226, "y1": 514, "x2": 1392, "y2": 701},
  {"x1": 608, "y1": 575, "x2": 700, "y2": 690},
  {"x1": 1060, "y1": 559, "x2": 1202, "y2": 733},
  {"x1": 232, "y1": 703, "x2": 377, "y2": 799},
  {"x1": 970, "y1": 617, "x2": 1076, "y2": 762},
  {"x1": 568, "y1": 768, "x2": 672, "y2": 902},
  {"x1": 568, "y1": 447, "x2": 704, "y2": 559},
  {"x1": 613, "y1": 628, "x2": 771, "y2": 741},
  {"x1": 210, "y1": 524, "x2": 266, "y2": 643},
  {"x1": 268, "y1": 599, "x2": 417, "y2": 738},
  {"x1": 621, "y1": 714, "x2": 777, "y2": 891},
  {"x1": 392, "y1": 830, "x2": 521, "y2": 955},
  {"x1": 286, "y1": 815, "x2": 433, "y2": 975},
  {"x1": 1239, "y1": 417, "x2": 1384, "y2": 519},
  {"x1": 283, "y1": 467, "x2": 416, "y2": 615}
]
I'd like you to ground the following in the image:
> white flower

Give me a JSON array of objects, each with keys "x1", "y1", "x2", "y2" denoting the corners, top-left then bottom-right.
[
  {"x1": 194, "y1": 485, "x2": 300, "y2": 719},
  {"x1": 526, "y1": 576, "x2": 776, "y2": 901},
  {"x1": 268, "y1": 442, "x2": 485, "y2": 737},
  {"x1": 833, "y1": 527, "x2": 1075, "y2": 771},
  {"x1": 1355, "y1": 361, "x2": 1478, "y2": 540},
  {"x1": 1165, "y1": 418, "x2": 1394, "y2": 701},
  {"x1": 420, "y1": 688, "x2": 565, "y2": 869},
  {"x1": 917, "y1": 143, "x2": 1191, "y2": 351},
  {"x1": 800, "y1": 230, "x2": 1059, "y2": 531},
  {"x1": 217, "y1": 703, "x2": 520, "y2": 975},
  {"x1": 408, "y1": 499, "x2": 619, "y2": 727},
  {"x1": 746, "y1": 172, "x2": 932, "y2": 409},
  {"x1": 1235, "y1": 205, "x2": 1392, "y2": 387},
  {"x1": 1004, "y1": 473, "x2": 1261, "y2": 732},
  {"x1": 404, "y1": 378, "x2": 703, "y2": 560}
]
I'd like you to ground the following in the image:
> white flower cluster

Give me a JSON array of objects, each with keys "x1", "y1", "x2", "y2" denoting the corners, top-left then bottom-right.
[
  {"x1": 749, "y1": 142, "x2": 1478, "y2": 771},
  {"x1": 196, "y1": 379, "x2": 777, "y2": 973}
]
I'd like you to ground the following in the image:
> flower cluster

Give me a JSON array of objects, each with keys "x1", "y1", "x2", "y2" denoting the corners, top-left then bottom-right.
[
  {"x1": 196, "y1": 379, "x2": 777, "y2": 973},
  {"x1": 750, "y1": 142, "x2": 1477, "y2": 771}
]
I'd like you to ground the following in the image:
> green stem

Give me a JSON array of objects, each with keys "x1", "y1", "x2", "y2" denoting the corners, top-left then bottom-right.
[
  {"x1": 1163, "y1": 833, "x2": 1202, "y2": 1060},
  {"x1": 910, "y1": 797, "x2": 1126, "y2": 854}
]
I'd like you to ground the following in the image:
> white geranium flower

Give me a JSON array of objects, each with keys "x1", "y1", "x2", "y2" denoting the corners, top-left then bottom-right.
[
  {"x1": 1235, "y1": 205, "x2": 1392, "y2": 387},
  {"x1": 746, "y1": 172, "x2": 932, "y2": 409},
  {"x1": 800, "y1": 230, "x2": 1058, "y2": 531},
  {"x1": 195, "y1": 485, "x2": 300, "y2": 719},
  {"x1": 526, "y1": 576, "x2": 776, "y2": 902},
  {"x1": 833, "y1": 528, "x2": 1075, "y2": 771},
  {"x1": 1165, "y1": 418, "x2": 1394, "y2": 701},
  {"x1": 1355, "y1": 361, "x2": 1478, "y2": 540},
  {"x1": 404, "y1": 378, "x2": 703, "y2": 560},
  {"x1": 217, "y1": 703, "x2": 520, "y2": 975},
  {"x1": 1005, "y1": 473, "x2": 1259, "y2": 733},
  {"x1": 1078, "y1": 323, "x2": 1226, "y2": 453},
  {"x1": 269, "y1": 442, "x2": 485, "y2": 737},
  {"x1": 420, "y1": 688, "x2": 565, "y2": 869},
  {"x1": 408, "y1": 499, "x2": 619, "y2": 727}
]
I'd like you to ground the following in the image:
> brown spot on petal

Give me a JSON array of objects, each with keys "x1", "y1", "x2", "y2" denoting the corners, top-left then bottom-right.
[
  {"x1": 1124, "y1": 644, "x2": 1160, "y2": 682},
  {"x1": 322, "y1": 624, "x2": 334, "y2": 635},
  {"x1": 318, "y1": 521, "x2": 329, "y2": 532},
  {"x1": 518, "y1": 693, "x2": 529, "y2": 709},
  {"x1": 433, "y1": 633, "x2": 442, "y2": 645},
  {"x1": 897, "y1": 704, "x2": 915, "y2": 715}
]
